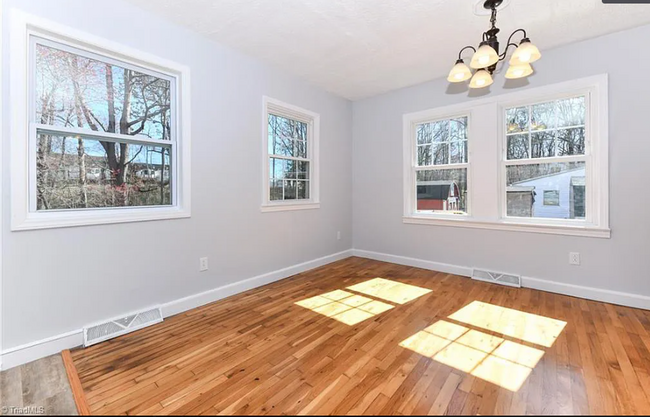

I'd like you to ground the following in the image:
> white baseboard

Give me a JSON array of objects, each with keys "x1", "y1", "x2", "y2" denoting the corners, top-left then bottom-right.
[
  {"x1": 521, "y1": 276, "x2": 650, "y2": 311},
  {"x1": 1, "y1": 330, "x2": 84, "y2": 371},
  {"x1": 352, "y1": 249, "x2": 650, "y2": 311},
  {"x1": 0, "y1": 249, "x2": 353, "y2": 370},
  {"x1": 352, "y1": 249, "x2": 473, "y2": 277},
  {"x1": 160, "y1": 249, "x2": 353, "y2": 318}
]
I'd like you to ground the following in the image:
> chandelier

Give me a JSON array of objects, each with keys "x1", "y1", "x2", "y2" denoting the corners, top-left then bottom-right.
[{"x1": 447, "y1": 0, "x2": 541, "y2": 89}]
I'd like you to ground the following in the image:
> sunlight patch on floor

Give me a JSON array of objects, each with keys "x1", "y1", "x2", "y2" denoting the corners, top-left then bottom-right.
[
  {"x1": 399, "y1": 318, "x2": 549, "y2": 392},
  {"x1": 346, "y1": 278, "x2": 432, "y2": 305},
  {"x1": 448, "y1": 301, "x2": 567, "y2": 348},
  {"x1": 295, "y1": 289, "x2": 395, "y2": 325}
]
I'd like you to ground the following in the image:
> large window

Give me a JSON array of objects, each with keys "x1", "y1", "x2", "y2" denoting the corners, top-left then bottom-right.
[
  {"x1": 34, "y1": 40, "x2": 174, "y2": 210},
  {"x1": 262, "y1": 97, "x2": 319, "y2": 212},
  {"x1": 11, "y1": 13, "x2": 191, "y2": 230},
  {"x1": 504, "y1": 96, "x2": 588, "y2": 220},
  {"x1": 413, "y1": 116, "x2": 469, "y2": 215},
  {"x1": 403, "y1": 75, "x2": 609, "y2": 238}
]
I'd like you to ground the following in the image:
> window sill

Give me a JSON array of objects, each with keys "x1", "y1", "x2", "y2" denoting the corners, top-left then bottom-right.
[
  {"x1": 403, "y1": 215, "x2": 610, "y2": 238},
  {"x1": 12, "y1": 206, "x2": 191, "y2": 231},
  {"x1": 261, "y1": 202, "x2": 320, "y2": 213}
]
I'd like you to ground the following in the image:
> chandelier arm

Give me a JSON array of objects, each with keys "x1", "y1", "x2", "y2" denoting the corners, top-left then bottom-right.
[
  {"x1": 505, "y1": 28, "x2": 528, "y2": 48},
  {"x1": 498, "y1": 43, "x2": 520, "y2": 60},
  {"x1": 457, "y1": 45, "x2": 477, "y2": 60}
]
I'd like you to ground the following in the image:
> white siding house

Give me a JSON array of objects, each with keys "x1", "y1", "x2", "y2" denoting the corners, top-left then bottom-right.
[{"x1": 513, "y1": 167, "x2": 586, "y2": 219}]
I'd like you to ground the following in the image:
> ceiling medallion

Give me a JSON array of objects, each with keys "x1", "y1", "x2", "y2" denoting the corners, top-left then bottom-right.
[{"x1": 448, "y1": 0, "x2": 541, "y2": 89}]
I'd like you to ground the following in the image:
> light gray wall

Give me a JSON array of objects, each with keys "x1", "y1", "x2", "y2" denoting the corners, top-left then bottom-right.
[
  {"x1": 2, "y1": 0, "x2": 353, "y2": 348},
  {"x1": 352, "y1": 24, "x2": 650, "y2": 297}
]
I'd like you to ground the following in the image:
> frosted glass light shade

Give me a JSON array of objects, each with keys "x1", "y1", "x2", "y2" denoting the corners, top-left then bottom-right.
[
  {"x1": 509, "y1": 41, "x2": 541, "y2": 66},
  {"x1": 469, "y1": 70, "x2": 493, "y2": 89},
  {"x1": 505, "y1": 63, "x2": 534, "y2": 79},
  {"x1": 470, "y1": 44, "x2": 499, "y2": 69},
  {"x1": 447, "y1": 60, "x2": 472, "y2": 82}
]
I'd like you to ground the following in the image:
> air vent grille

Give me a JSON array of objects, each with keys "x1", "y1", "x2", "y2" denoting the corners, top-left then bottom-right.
[
  {"x1": 472, "y1": 268, "x2": 521, "y2": 288},
  {"x1": 83, "y1": 307, "x2": 163, "y2": 347}
]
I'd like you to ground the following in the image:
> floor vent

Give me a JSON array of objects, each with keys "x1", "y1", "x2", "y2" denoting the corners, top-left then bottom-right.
[
  {"x1": 83, "y1": 307, "x2": 163, "y2": 347},
  {"x1": 472, "y1": 268, "x2": 521, "y2": 288}
]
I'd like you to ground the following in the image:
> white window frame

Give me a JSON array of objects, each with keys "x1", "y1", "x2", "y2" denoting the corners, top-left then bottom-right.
[
  {"x1": 261, "y1": 96, "x2": 320, "y2": 212},
  {"x1": 10, "y1": 11, "x2": 191, "y2": 230},
  {"x1": 403, "y1": 74, "x2": 609, "y2": 238},
  {"x1": 404, "y1": 112, "x2": 472, "y2": 219}
]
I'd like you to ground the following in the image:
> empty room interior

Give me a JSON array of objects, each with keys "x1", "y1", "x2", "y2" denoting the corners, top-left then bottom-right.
[{"x1": 2, "y1": 0, "x2": 650, "y2": 415}]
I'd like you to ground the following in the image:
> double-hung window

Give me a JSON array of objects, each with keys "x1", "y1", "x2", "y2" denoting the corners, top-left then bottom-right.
[
  {"x1": 11, "y1": 13, "x2": 191, "y2": 230},
  {"x1": 411, "y1": 116, "x2": 469, "y2": 215},
  {"x1": 262, "y1": 97, "x2": 320, "y2": 212},
  {"x1": 404, "y1": 75, "x2": 609, "y2": 237},
  {"x1": 501, "y1": 94, "x2": 596, "y2": 224}
]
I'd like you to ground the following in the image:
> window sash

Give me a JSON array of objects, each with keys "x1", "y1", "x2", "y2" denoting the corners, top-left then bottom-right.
[
  {"x1": 31, "y1": 36, "x2": 177, "y2": 141},
  {"x1": 29, "y1": 125, "x2": 175, "y2": 212}
]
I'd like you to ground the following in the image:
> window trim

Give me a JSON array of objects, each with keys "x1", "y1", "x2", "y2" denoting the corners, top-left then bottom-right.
[
  {"x1": 261, "y1": 96, "x2": 320, "y2": 212},
  {"x1": 10, "y1": 11, "x2": 192, "y2": 230},
  {"x1": 403, "y1": 74, "x2": 609, "y2": 238}
]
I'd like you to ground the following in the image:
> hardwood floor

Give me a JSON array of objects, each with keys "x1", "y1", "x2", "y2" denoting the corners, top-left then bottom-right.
[{"x1": 70, "y1": 257, "x2": 650, "y2": 415}]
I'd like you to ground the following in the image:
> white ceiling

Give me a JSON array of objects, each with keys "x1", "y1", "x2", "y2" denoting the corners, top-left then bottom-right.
[{"x1": 125, "y1": 0, "x2": 650, "y2": 100}]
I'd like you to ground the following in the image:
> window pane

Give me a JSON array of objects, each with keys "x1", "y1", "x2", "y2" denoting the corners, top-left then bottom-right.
[
  {"x1": 506, "y1": 161, "x2": 586, "y2": 219},
  {"x1": 270, "y1": 180, "x2": 283, "y2": 201},
  {"x1": 506, "y1": 107, "x2": 528, "y2": 134},
  {"x1": 35, "y1": 43, "x2": 172, "y2": 141},
  {"x1": 557, "y1": 96, "x2": 585, "y2": 128},
  {"x1": 270, "y1": 157, "x2": 282, "y2": 179},
  {"x1": 416, "y1": 117, "x2": 467, "y2": 166},
  {"x1": 531, "y1": 101, "x2": 556, "y2": 131},
  {"x1": 557, "y1": 127, "x2": 585, "y2": 156},
  {"x1": 417, "y1": 120, "x2": 449, "y2": 145},
  {"x1": 283, "y1": 180, "x2": 297, "y2": 200},
  {"x1": 270, "y1": 158, "x2": 300, "y2": 179},
  {"x1": 450, "y1": 141, "x2": 468, "y2": 164},
  {"x1": 507, "y1": 134, "x2": 530, "y2": 160},
  {"x1": 297, "y1": 180, "x2": 310, "y2": 199},
  {"x1": 416, "y1": 168, "x2": 467, "y2": 214},
  {"x1": 417, "y1": 145, "x2": 432, "y2": 166},
  {"x1": 295, "y1": 140, "x2": 308, "y2": 159},
  {"x1": 449, "y1": 118, "x2": 468, "y2": 141},
  {"x1": 36, "y1": 132, "x2": 171, "y2": 210},
  {"x1": 268, "y1": 113, "x2": 308, "y2": 158},
  {"x1": 297, "y1": 161, "x2": 310, "y2": 179},
  {"x1": 432, "y1": 143, "x2": 449, "y2": 165},
  {"x1": 531, "y1": 131, "x2": 555, "y2": 158}
]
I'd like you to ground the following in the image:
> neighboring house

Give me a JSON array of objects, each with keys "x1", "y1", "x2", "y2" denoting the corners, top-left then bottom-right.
[
  {"x1": 511, "y1": 167, "x2": 586, "y2": 219},
  {"x1": 417, "y1": 180, "x2": 461, "y2": 211}
]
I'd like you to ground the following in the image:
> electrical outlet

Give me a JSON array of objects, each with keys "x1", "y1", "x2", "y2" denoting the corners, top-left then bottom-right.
[
  {"x1": 337, "y1": 231, "x2": 341, "y2": 240},
  {"x1": 199, "y1": 257, "x2": 209, "y2": 272},
  {"x1": 569, "y1": 252, "x2": 580, "y2": 266}
]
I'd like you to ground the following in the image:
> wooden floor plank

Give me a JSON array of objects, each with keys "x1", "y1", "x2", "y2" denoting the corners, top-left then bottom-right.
[{"x1": 67, "y1": 256, "x2": 650, "y2": 415}]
